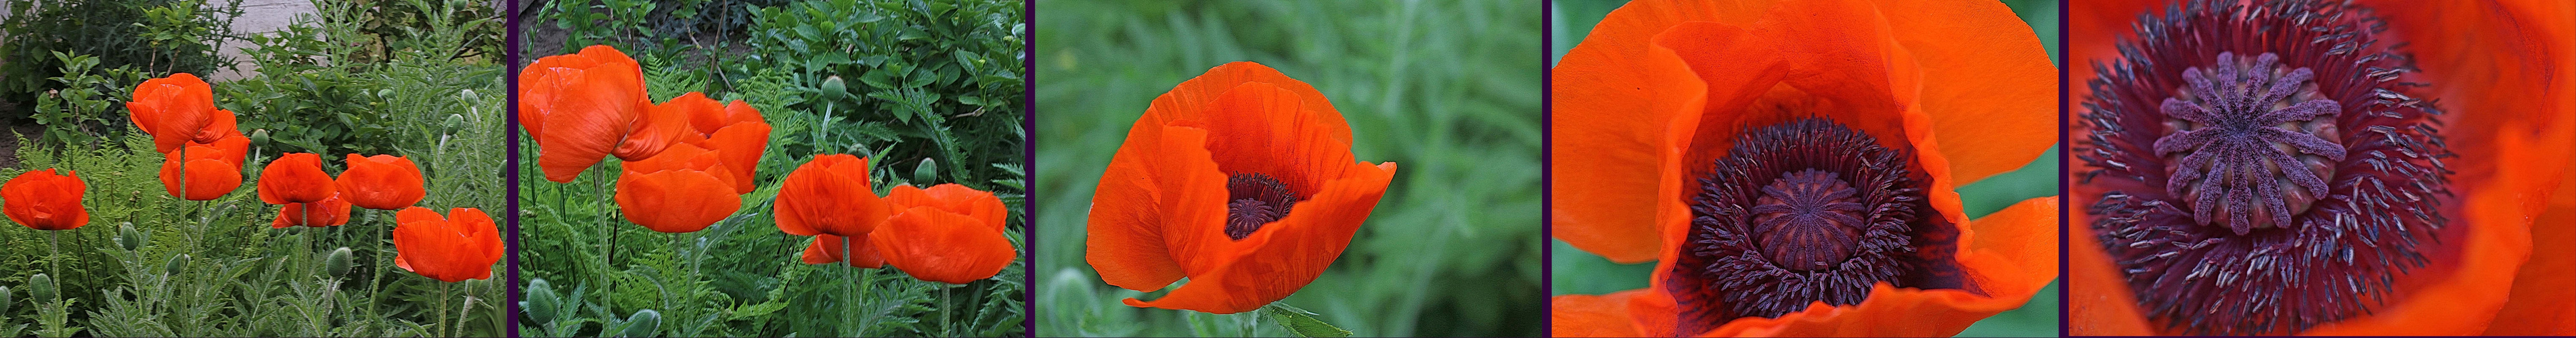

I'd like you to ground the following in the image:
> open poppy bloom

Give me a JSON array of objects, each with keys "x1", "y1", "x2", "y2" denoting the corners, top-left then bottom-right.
[
  {"x1": 127, "y1": 73, "x2": 239, "y2": 153},
  {"x1": 873, "y1": 184, "x2": 1015, "y2": 283},
  {"x1": 1082, "y1": 62, "x2": 1398, "y2": 314},
  {"x1": 271, "y1": 193, "x2": 353, "y2": 228},
  {"x1": 158, "y1": 132, "x2": 248, "y2": 201},
  {"x1": 615, "y1": 143, "x2": 740, "y2": 233},
  {"x1": 519, "y1": 45, "x2": 688, "y2": 183},
  {"x1": 666, "y1": 93, "x2": 770, "y2": 194},
  {"x1": 339, "y1": 154, "x2": 426, "y2": 210},
  {"x1": 776, "y1": 154, "x2": 894, "y2": 267},
  {"x1": 1549, "y1": 0, "x2": 2058, "y2": 336},
  {"x1": 2066, "y1": 0, "x2": 2575, "y2": 335},
  {"x1": 257, "y1": 153, "x2": 337, "y2": 205},
  {"x1": 3, "y1": 169, "x2": 88, "y2": 231},
  {"x1": 392, "y1": 207, "x2": 504, "y2": 283}
]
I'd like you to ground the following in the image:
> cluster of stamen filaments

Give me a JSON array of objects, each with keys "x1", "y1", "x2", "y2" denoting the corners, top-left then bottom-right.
[
  {"x1": 1681, "y1": 118, "x2": 1919, "y2": 321},
  {"x1": 2156, "y1": 51, "x2": 2346, "y2": 235},
  {"x1": 1224, "y1": 172, "x2": 1298, "y2": 241}
]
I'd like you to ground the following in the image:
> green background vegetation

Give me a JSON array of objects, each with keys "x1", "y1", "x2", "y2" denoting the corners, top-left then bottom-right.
[
  {"x1": 512, "y1": 0, "x2": 1027, "y2": 336},
  {"x1": 1547, "y1": 1, "x2": 2062, "y2": 337},
  {"x1": 0, "y1": 0, "x2": 508, "y2": 336},
  {"x1": 1035, "y1": 1, "x2": 1542, "y2": 337}
]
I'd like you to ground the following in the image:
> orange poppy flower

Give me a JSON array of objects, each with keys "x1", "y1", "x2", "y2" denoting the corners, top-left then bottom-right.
[
  {"x1": 872, "y1": 205, "x2": 1017, "y2": 284},
  {"x1": 776, "y1": 154, "x2": 896, "y2": 267},
  {"x1": 257, "y1": 153, "x2": 336, "y2": 205},
  {"x1": 158, "y1": 132, "x2": 249, "y2": 201},
  {"x1": 671, "y1": 94, "x2": 770, "y2": 194},
  {"x1": 1082, "y1": 62, "x2": 1398, "y2": 314},
  {"x1": 891, "y1": 184, "x2": 1007, "y2": 228},
  {"x1": 338, "y1": 154, "x2": 426, "y2": 210},
  {"x1": 874, "y1": 184, "x2": 1013, "y2": 281},
  {"x1": 519, "y1": 45, "x2": 688, "y2": 183},
  {"x1": 1549, "y1": 0, "x2": 2058, "y2": 336},
  {"x1": 615, "y1": 143, "x2": 740, "y2": 233},
  {"x1": 271, "y1": 193, "x2": 353, "y2": 228},
  {"x1": 391, "y1": 207, "x2": 504, "y2": 283},
  {"x1": 2066, "y1": 0, "x2": 2576, "y2": 335},
  {"x1": 2, "y1": 169, "x2": 88, "y2": 231},
  {"x1": 127, "y1": 73, "x2": 239, "y2": 153}
]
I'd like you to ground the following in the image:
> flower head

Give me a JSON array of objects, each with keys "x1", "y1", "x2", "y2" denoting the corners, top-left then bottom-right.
[
  {"x1": 257, "y1": 152, "x2": 337, "y2": 205},
  {"x1": 1548, "y1": 0, "x2": 2059, "y2": 336},
  {"x1": 128, "y1": 73, "x2": 238, "y2": 153},
  {"x1": 1083, "y1": 62, "x2": 1398, "y2": 314},
  {"x1": 2, "y1": 169, "x2": 88, "y2": 231},
  {"x1": 520, "y1": 45, "x2": 688, "y2": 183},
  {"x1": 777, "y1": 154, "x2": 896, "y2": 268},
  {"x1": 338, "y1": 154, "x2": 425, "y2": 210},
  {"x1": 2067, "y1": 0, "x2": 2576, "y2": 335},
  {"x1": 158, "y1": 133, "x2": 248, "y2": 201},
  {"x1": 392, "y1": 207, "x2": 504, "y2": 283},
  {"x1": 874, "y1": 184, "x2": 1016, "y2": 283}
]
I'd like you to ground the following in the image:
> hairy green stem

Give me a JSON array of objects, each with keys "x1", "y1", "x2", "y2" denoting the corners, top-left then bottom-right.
[{"x1": 438, "y1": 281, "x2": 451, "y2": 338}]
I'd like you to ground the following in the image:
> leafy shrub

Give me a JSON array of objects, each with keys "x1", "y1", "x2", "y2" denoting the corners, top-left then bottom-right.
[{"x1": 0, "y1": 0, "x2": 242, "y2": 120}]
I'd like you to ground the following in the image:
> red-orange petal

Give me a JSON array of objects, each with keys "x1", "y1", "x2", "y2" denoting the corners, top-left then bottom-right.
[
  {"x1": 701, "y1": 122, "x2": 770, "y2": 194},
  {"x1": 159, "y1": 145, "x2": 243, "y2": 201},
  {"x1": 257, "y1": 153, "x2": 337, "y2": 204},
  {"x1": 801, "y1": 234, "x2": 885, "y2": 268},
  {"x1": 528, "y1": 45, "x2": 652, "y2": 183},
  {"x1": 1863, "y1": 0, "x2": 2058, "y2": 183},
  {"x1": 271, "y1": 193, "x2": 353, "y2": 228},
  {"x1": 1084, "y1": 122, "x2": 1218, "y2": 293},
  {"x1": 610, "y1": 91, "x2": 696, "y2": 162},
  {"x1": 339, "y1": 154, "x2": 426, "y2": 210},
  {"x1": 1553, "y1": 290, "x2": 1648, "y2": 337},
  {"x1": 615, "y1": 168, "x2": 739, "y2": 233},
  {"x1": 1124, "y1": 160, "x2": 1395, "y2": 314},
  {"x1": 128, "y1": 73, "x2": 219, "y2": 153},
  {"x1": 391, "y1": 207, "x2": 504, "y2": 283},
  {"x1": 2, "y1": 169, "x2": 87, "y2": 231},
  {"x1": 887, "y1": 184, "x2": 1008, "y2": 233},
  {"x1": 774, "y1": 154, "x2": 890, "y2": 237},
  {"x1": 872, "y1": 207, "x2": 1017, "y2": 284}
]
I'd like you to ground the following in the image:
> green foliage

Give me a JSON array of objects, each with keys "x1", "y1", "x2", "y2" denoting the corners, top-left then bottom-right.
[
  {"x1": 221, "y1": 0, "x2": 504, "y2": 158},
  {"x1": 1035, "y1": 1, "x2": 1543, "y2": 337},
  {"x1": 0, "y1": 0, "x2": 242, "y2": 119},
  {"x1": 519, "y1": 0, "x2": 1027, "y2": 336}
]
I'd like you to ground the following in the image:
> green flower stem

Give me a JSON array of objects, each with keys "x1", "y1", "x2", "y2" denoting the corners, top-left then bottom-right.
[
  {"x1": 841, "y1": 235, "x2": 855, "y2": 337},
  {"x1": 437, "y1": 281, "x2": 451, "y2": 338},
  {"x1": 595, "y1": 163, "x2": 613, "y2": 313}
]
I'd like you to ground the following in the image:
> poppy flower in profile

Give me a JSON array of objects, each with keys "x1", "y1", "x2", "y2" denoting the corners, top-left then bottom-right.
[
  {"x1": 663, "y1": 93, "x2": 770, "y2": 194},
  {"x1": 127, "y1": 73, "x2": 240, "y2": 153},
  {"x1": 271, "y1": 193, "x2": 352, "y2": 228},
  {"x1": 158, "y1": 132, "x2": 249, "y2": 201},
  {"x1": 873, "y1": 184, "x2": 1015, "y2": 283},
  {"x1": 873, "y1": 206, "x2": 1017, "y2": 284},
  {"x1": 1548, "y1": 0, "x2": 2059, "y2": 336},
  {"x1": 257, "y1": 153, "x2": 337, "y2": 205},
  {"x1": 2066, "y1": 0, "x2": 2576, "y2": 335},
  {"x1": 1082, "y1": 62, "x2": 1398, "y2": 314},
  {"x1": 391, "y1": 207, "x2": 504, "y2": 283},
  {"x1": 519, "y1": 45, "x2": 689, "y2": 183},
  {"x1": 338, "y1": 154, "x2": 426, "y2": 210},
  {"x1": 776, "y1": 154, "x2": 895, "y2": 266},
  {"x1": 615, "y1": 143, "x2": 740, "y2": 233},
  {"x1": 2, "y1": 169, "x2": 88, "y2": 231}
]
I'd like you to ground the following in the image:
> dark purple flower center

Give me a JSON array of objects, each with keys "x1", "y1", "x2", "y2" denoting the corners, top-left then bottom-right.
[
  {"x1": 2075, "y1": 0, "x2": 2452, "y2": 335},
  {"x1": 1225, "y1": 172, "x2": 1297, "y2": 241},
  {"x1": 1669, "y1": 118, "x2": 1964, "y2": 332}
]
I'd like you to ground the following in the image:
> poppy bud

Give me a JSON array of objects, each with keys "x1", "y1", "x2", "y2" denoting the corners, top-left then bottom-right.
[
  {"x1": 820, "y1": 76, "x2": 848, "y2": 99},
  {"x1": 117, "y1": 222, "x2": 141, "y2": 251},
  {"x1": 620, "y1": 309, "x2": 661, "y2": 337},
  {"x1": 444, "y1": 114, "x2": 465, "y2": 132},
  {"x1": 0, "y1": 285, "x2": 13, "y2": 314},
  {"x1": 324, "y1": 247, "x2": 354, "y2": 277},
  {"x1": 913, "y1": 158, "x2": 937, "y2": 185},
  {"x1": 28, "y1": 274, "x2": 54, "y2": 301},
  {"x1": 458, "y1": 89, "x2": 480, "y2": 103},
  {"x1": 249, "y1": 129, "x2": 269, "y2": 144},
  {"x1": 525, "y1": 279, "x2": 560, "y2": 324},
  {"x1": 165, "y1": 253, "x2": 190, "y2": 276}
]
